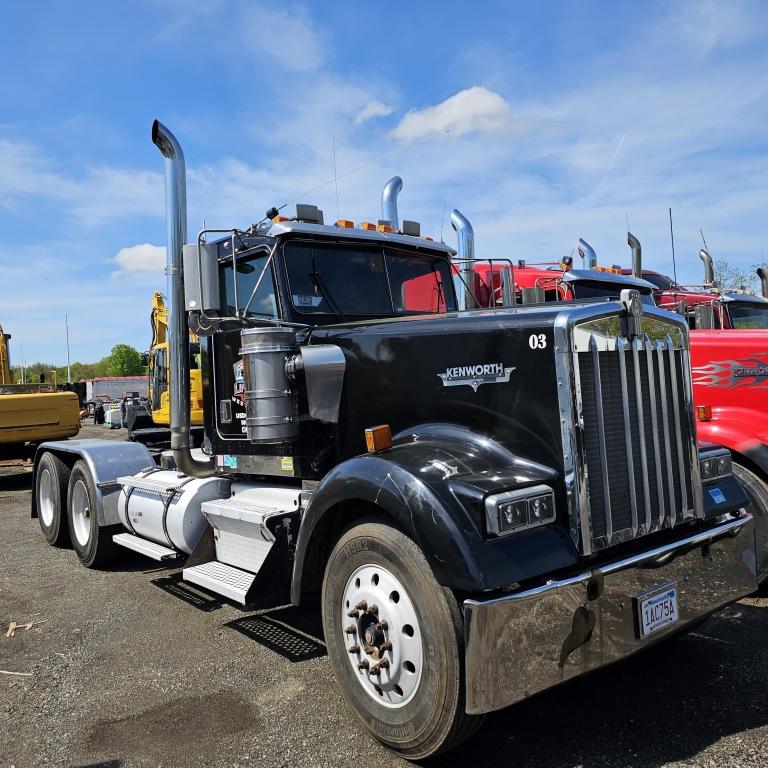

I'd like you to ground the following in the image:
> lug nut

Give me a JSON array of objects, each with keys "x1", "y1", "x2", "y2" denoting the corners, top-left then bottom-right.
[
  {"x1": 357, "y1": 659, "x2": 369, "y2": 671},
  {"x1": 345, "y1": 624, "x2": 356, "y2": 635},
  {"x1": 347, "y1": 608, "x2": 359, "y2": 617},
  {"x1": 369, "y1": 604, "x2": 379, "y2": 615},
  {"x1": 354, "y1": 600, "x2": 368, "y2": 612},
  {"x1": 370, "y1": 658, "x2": 390, "y2": 675},
  {"x1": 348, "y1": 644, "x2": 360, "y2": 653},
  {"x1": 379, "y1": 640, "x2": 392, "y2": 652},
  {"x1": 375, "y1": 621, "x2": 388, "y2": 631}
]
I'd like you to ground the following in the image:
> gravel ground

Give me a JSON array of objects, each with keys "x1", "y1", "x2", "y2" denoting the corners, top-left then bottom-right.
[{"x1": 1, "y1": 424, "x2": 767, "y2": 768}]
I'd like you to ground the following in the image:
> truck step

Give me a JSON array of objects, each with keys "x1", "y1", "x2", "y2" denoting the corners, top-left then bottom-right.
[
  {"x1": 117, "y1": 473, "x2": 186, "y2": 495},
  {"x1": 183, "y1": 561, "x2": 256, "y2": 605},
  {"x1": 112, "y1": 533, "x2": 180, "y2": 561}
]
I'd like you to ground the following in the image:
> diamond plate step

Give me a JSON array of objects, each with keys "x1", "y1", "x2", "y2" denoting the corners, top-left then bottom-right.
[
  {"x1": 183, "y1": 561, "x2": 256, "y2": 604},
  {"x1": 113, "y1": 533, "x2": 179, "y2": 561}
]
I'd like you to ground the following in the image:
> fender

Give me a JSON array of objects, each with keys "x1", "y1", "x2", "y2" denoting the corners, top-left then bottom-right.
[
  {"x1": 31, "y1": 439, "x2": 154, "y2": 526},
  {"x1": 291, "y1": 423, "x2": 578, "y2": 604},
  {"x1": 697, "y1": 409, "x2": 768, "y2": 476}
]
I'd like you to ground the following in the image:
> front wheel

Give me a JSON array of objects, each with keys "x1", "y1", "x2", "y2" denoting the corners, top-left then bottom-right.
[
  {"x1": 321, "y1": 519, "x2": 483, "y2": 760},
  {"x1": 67, "y1": 460, "x2": 117, "y2": 568}
]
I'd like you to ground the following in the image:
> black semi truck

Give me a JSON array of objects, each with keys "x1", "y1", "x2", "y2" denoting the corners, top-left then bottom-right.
[{"x1": 30, "y1": 121, "x2": 758, "y2": 759}]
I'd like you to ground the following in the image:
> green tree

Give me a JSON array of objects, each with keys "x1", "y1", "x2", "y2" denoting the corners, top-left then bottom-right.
[
  {"x1": 105, "y1": 344, "x2": 144, "y2": 376},
  {"x1": 714, "y1": 258, "x2": 768, "y2": 293}
]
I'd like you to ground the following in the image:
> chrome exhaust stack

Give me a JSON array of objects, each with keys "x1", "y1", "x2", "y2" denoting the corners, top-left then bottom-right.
[
  {"x1": 627, "y1": 232, "x2": 642, "y2": 278},
  {"x1": 757, "y1": 267, "x2": 768, "y2": 299},
  {"x1": 451, "y1": 209, "x2": 478, "y2": 310},
  {"x1": 578, "y1": 238, "x2": 598, "y2": 269},
  {"x1": 152, "y1": 119, "x2": 216, "y2": 478},
  {"x1": 699, "y1": 248, "x2": 715, "y2": 285},
  {"x1": 381, "y1": 176, "x2": 403, "y2": 232}
]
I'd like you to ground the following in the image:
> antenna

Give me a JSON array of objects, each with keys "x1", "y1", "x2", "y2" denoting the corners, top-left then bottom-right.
[
  {"x1": 669, "y1": 208, "x2": 678, "y2": 287},
  {"x1": 440, "y1": 200, "x2": 447, "y2": 242},
  {"x1": 699, "y1": 227, "x2": 710, "y2": 255},
  {"x1": 277, "y1": 128, "x2": 450, "y2": 212},
  {"x1": 332, "y1": 136, "x2": 340, "y2": 222}
]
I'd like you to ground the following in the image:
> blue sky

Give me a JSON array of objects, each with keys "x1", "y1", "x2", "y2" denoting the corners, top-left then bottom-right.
[{"x1": 2, "y1": 0, "x2": 768, "y2": 366}]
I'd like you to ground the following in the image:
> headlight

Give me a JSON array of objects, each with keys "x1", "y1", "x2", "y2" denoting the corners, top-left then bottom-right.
[
  {"x1": 485, "y1": 484, "x2": 557, "y2": 537},
  {"x1": 699, "y1": 449, "x2": 732, "y2": 481}
]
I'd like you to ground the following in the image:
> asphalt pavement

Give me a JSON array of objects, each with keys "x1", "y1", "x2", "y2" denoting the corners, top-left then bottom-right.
[{"x1": 1, "y1": 424, "x2": 767, "y2": 767}]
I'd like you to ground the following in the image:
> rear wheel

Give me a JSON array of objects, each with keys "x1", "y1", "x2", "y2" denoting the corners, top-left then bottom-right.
[
  {"x1": 733, "y1": 462, "x2": 768, "y2": 586},
  {"x1": 35, "y1": 452, "x2": 71, "y2": 546},
  {"x1": 67, "y1": 460, "x2": 116, "y2": 568},
  {"x1": 321, "y1": 518, "x2": 483, "y2": 760}
]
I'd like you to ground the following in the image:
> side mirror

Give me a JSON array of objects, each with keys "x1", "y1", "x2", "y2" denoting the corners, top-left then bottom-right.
[
  {"x1": 141, "y1": 352, "x2": 150, "y2": 367},
  {"x1": 183, "y1": 242, "x2": 220, "y2": 313}
]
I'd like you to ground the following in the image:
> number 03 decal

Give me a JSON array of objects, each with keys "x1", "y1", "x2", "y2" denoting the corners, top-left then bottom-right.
[{"x1": 528, "y1": 333, "x2": 548, "y2": 350}]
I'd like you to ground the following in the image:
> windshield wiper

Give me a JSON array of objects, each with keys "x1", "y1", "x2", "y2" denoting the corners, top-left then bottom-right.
[{"x1": 309, "y1": 252, "x2": 345, "y2": 320}]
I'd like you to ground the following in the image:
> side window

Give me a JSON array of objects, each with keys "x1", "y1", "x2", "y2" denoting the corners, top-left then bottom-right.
[{"x1": 221, "y1": 252, "x2": 279, "y2": 318}]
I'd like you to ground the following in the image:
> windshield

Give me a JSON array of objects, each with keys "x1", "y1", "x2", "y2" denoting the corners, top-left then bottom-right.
[
  {"x1": 220, "y1": 250, "x2": 279, "y2": 318},
  {"x1": 571, "y1": 281, "x2": 655, "y2": 306},
  {"x1": 728, "y1": 301, "x2": 768, "y2": 329},
  {"x1": 642, "y1": 273, "x2": 676, "y2": 290},
  {"x1": 283, "y1": 242, "x2": 456, "y2": 317}
]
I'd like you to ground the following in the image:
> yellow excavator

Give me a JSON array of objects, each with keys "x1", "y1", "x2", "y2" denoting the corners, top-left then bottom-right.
[
  {"x1": 0, "y1": 324, "x2": 80, "y2": 457},
  {"x1": 127, "y1": 292, "x2": 204, "y2": 446}
]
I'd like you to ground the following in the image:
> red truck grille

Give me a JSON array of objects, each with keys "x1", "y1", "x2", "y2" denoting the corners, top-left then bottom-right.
[{"x1": 577, "y1": 334, "x2": 697, "y2": 552}]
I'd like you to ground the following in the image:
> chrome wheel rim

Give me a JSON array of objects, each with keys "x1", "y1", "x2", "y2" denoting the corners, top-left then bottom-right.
[
  {"x1": 70, "y1": 479, "x2": 91, "y2": 547},
  {"x1": 38, "y1": 468, "x2": 55, "y2": 528},
  {"x1": 341, "y1": 564, "x2": 423, "y2": 708}
]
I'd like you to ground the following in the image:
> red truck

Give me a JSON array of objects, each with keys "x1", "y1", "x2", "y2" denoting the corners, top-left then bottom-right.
[{"x1": 449, "y1": 219, "x2": 768, "y2": 583}]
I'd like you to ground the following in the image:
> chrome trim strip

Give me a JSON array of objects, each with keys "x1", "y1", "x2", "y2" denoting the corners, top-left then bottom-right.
[
  {"x1": 465, "y1": 514, "x2": 751, "y2": 608},
  {"x1": 655, "y1": 339, "x2": 678, "y2": 527},
  {"x1": 666, "y1": 335, "x2": 691, "y2": 517},
  {"x1": 589, "y1": 334, "x2": 613, "y2": 541},
  {"x1": 644, "y1": 335, "x2": 665, "y2": 529},
  {"x1": 632, "y1": 336, "x2": 652, "y2": 533},
  {"x1": 681, "y1": 344, "x2": 706, "y2": 519},
  {"x1": 616, "y1": 338, "x2": 639, "y2": 536}
]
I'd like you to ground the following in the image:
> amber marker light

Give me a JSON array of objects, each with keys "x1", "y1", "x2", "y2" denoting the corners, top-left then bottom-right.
[
  {"x1": 697, "y1": 405, "x2": 713, "y2": 421},
  {"x1": 360, "y1": 221, "x2": 377, "y2": 231},
  {"x1": 336, "y1": 219, "x2": 354, "y2": 228},
  {"x1": 272, "y1": 215, "x2": 290, "y2": 223},
  {"x1": 365, "y1": 424, "x2": 392, "y2": 453}
]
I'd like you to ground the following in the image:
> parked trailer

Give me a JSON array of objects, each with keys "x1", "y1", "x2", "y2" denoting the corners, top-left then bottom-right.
[{"x1": 31, "y1": 122, "x2": 758, "y2": 759}]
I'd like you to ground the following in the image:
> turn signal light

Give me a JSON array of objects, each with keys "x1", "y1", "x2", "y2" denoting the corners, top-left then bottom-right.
[
  {"x1": 336, "y1": 219, "x2": 354, "y2": 229},
  {"x1": 272, "y1": 215, "x2": 290, "y2": 223},
  {"x1": 697, "y1": 405, "x2": 712, "y2": 421},
  {"x1": 365, "y1": 424, "x2": 392, "y2": 453},
  {"x1": 360, "y1": 221, "x2": 376, "y2": 231}
]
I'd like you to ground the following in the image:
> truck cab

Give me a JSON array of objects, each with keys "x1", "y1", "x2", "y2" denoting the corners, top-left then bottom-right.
[{"x1": 29, "y1": 122, "x2": 759, "y2": 760}]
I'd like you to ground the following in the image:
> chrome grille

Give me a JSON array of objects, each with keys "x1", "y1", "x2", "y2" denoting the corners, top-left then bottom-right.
[{"x1": 576, "y1": 332, "x2": 696, "y2": 552}]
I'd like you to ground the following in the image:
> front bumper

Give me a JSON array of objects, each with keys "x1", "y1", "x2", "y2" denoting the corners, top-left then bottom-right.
[{"x1": 463, "y1": 514, "x2": 757, "y2": 715}]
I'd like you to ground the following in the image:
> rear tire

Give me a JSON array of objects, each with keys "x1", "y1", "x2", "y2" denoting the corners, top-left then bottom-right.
[
  {"x1": 733, "y1": 462, "x2": 768, "y2": 586},
  {"x1": 67, "y1": 460, "x2": 116, "y2": 568},
  {"x1": 35, "y1": 452, "x2": 71, "y2": 547},
  {"x1": 321, "y1": 518, "x2": 483, "y2": 760}
]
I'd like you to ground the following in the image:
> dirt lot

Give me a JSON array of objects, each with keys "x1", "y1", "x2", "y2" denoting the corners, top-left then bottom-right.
[{"x1": 1, "y1": 424, "x2": 767, "y2": 767}]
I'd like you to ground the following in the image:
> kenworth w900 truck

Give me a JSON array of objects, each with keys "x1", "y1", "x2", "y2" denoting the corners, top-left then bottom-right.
[{"x1": 30, "y1": 122, "x2": 757, "y2": 759}]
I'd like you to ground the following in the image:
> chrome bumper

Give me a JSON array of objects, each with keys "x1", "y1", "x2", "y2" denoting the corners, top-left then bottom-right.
[{"x1": 463, "y1": 514, "x2": 757, "y2": 715}]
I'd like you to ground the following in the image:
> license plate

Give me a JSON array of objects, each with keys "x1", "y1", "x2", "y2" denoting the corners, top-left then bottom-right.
[{"x1": 637, "y1": 582, "x2": 679, "y2": 638}]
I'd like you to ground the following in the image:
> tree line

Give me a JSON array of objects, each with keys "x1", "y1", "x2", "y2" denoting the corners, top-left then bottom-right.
[{"x1": 10, "y1": 344, "x2": 145, "y2": 383}]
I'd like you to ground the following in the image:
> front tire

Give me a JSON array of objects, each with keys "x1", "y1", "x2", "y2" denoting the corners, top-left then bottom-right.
[
  {"x1": 321, "y1": 518, "x2": 483, "y2": 760},
  {"x1": 35, "y1": 452, "x2": 71, "y2": 546},
  {"x1": 733, "y1": 462, "x2": 768, "y2": 585},
  {"x1": 67, "y1": 460, "x2": 116, "y2": 568}
]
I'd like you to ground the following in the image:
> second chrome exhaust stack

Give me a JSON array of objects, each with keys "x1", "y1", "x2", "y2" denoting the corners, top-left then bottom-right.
[
  {"x1": 381, "y1": 176, "x2": 402, "y2": 232},
  {"x1": 578, "y1": 238, "x2": 598, "y2": 269},
  {"x1": 700, "y1": 248, "x2": 715, "y2": 285},
  {"x1": 152, "y1": 119, "x2": 216, "y2": 478},
  {"x1": 758, "y1": 267, "x2": 768, "y2": 299},
  {"x1": 627, "y1": 232, "x2": 642, "y2": 278},
  {"x1": 451, "y1": 209, "x2": 478, "y2": 310}
]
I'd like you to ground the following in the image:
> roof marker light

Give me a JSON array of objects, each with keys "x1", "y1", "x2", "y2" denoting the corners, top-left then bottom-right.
[
  {"x1": 272, "y1": 215, "x2": 290, "y2": 223},
  {"x1": 360, "y1": 221, "x2": 376, "y2": 231},
  {"x1": 336, "y1": 219, "x2": 354, "y2": 229}
]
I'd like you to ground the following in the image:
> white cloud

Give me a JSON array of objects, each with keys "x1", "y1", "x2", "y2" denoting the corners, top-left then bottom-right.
[
  {"x1": 391, "y1": 86, "x2": 514, "y2": 143},
  {"x1": 241, "y1": 6, "x2": 327, "y2": 72},
  {"x1": 666, "y1": 0, "x2": 764, "y2": 52},
  {"x1": 354, "y1": 100, "x2": 395, "y2": 125},
  {"x1": 113, "y1": 243, "x2": 165, "y2": 275}
]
